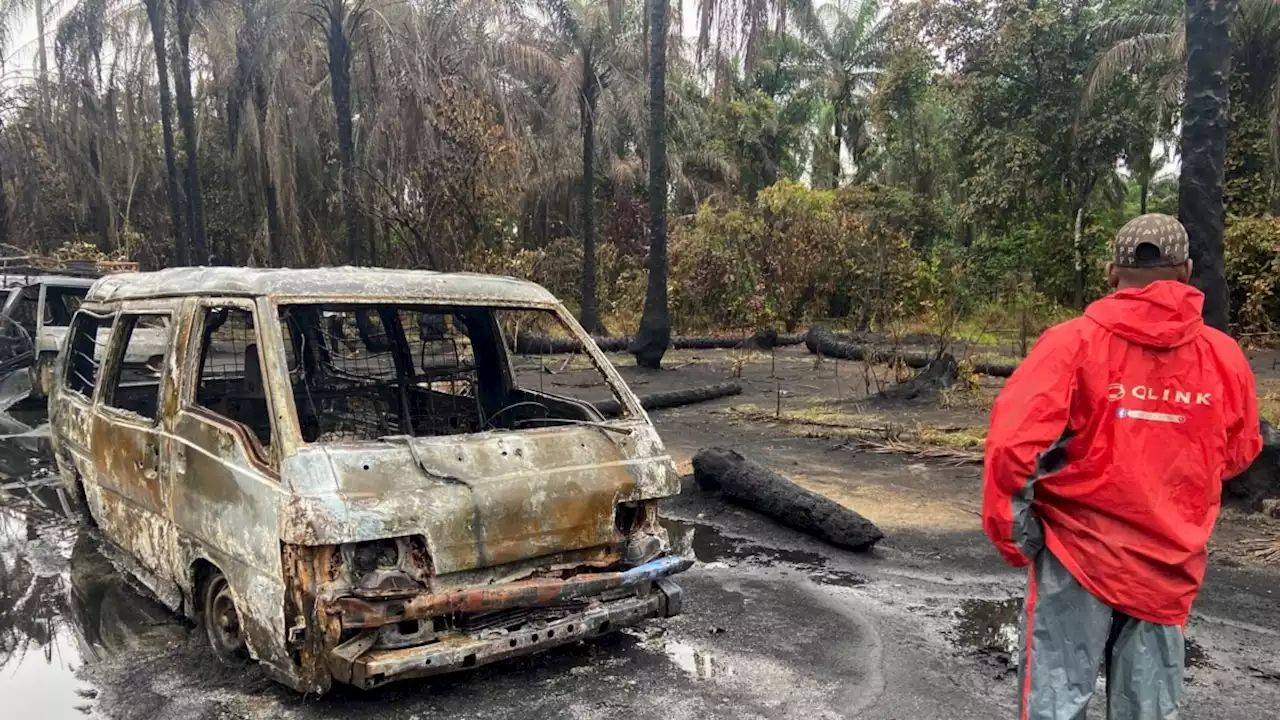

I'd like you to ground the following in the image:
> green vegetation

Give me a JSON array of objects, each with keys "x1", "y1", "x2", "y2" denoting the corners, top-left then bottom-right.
[
  {"x1": 725, "y1": 403, "x2": 988, "y2": 450},
  {"x1": 0, "y1": 0, "x2": 1277, "y2": 334}
]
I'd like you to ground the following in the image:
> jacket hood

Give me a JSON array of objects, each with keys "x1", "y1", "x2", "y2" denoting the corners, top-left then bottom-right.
[{"x1": 1084, "y1": 281, "x2": 1205, "y2": 349}]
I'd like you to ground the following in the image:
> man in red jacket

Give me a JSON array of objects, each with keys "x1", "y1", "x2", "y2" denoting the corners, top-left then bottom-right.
[{"x1": 982, "y1": 213, "x2": 1262, "y2": 720}]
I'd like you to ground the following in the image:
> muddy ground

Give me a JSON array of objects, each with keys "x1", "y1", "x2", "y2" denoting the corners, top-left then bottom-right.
[{"x1": 3, "y1": 343, "x2": 1280, "y2": 719}]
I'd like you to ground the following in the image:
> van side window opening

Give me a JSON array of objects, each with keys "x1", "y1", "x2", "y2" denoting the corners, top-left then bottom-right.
[
  {"x1": 196, "y1": 307, "x2": 272, "y2": 449},
  {"x1": 9, "y1": 286, "x2": 38, "y2": 333},
  {"x1": 277, "y1": 304, "x2": 628, "y2": 443},
  {"x1": 43, "y1": 286, "x2": 85, "y2": 326},
  {"x1": 102, "y1": 314, "x2": 173, "y2": 420},
  {"x1": 65, "y1": 312, "x2": 113, "y2": 398}
]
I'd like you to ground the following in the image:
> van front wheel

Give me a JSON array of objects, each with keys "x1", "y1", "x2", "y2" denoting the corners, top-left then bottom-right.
[{"x1": 203, "y1": 571, "x2": 248, "y2": 665}]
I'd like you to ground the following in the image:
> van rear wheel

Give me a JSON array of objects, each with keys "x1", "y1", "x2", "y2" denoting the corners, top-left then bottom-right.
[{"x1": 202, "y1": 571, "x2": 248, "y2": 665}]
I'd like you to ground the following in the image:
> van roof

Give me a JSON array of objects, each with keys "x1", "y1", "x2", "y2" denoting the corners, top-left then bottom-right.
[
  {"x1": 85, "y1": 267, "x2": 561, "y2": 306},
  {"x1": 0, "y1": 274, "x2": 97, "y2": 290}
]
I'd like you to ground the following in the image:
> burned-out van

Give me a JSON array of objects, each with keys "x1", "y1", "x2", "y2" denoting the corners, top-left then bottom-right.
[
  {"x1": 47, "y1": 268, "x2": 688, "y2": 692},
  {"x1": 0, "y1": 256, "x2": 142, "y2": 404}
]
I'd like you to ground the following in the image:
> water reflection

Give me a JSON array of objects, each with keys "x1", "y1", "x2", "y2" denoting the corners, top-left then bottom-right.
[
  {"x1": 662, "y1": 517, "x2": 868, "y2": 587},
  {"x1": 0, "y1": 497, "x2": 97, "y2": 718},
  {"x1": 0, "y1": 413, "x2": 186, "y2": 718},
  {"x1": 662, "y1": 640, "x2": 734, "y2": 680}
]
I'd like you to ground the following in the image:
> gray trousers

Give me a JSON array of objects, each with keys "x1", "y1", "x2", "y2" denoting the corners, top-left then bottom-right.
[{"x1": 1018, "y1": 550, "x2": 1184, "y2": 720}]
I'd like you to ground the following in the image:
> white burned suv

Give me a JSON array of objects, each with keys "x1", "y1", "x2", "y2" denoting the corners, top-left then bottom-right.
[{"x1": 48, "y1": 267, "x2": 688, "y2": 692}]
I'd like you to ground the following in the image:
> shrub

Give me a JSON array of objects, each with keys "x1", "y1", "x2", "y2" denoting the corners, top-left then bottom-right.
[
  {"x1": 670, "y1": 204, "x2": 765, "y2": 330},
  {"x1": 669, "y1": 180, "x2": 917, "y2": 331},
  {"x1": 1225, "y1": 215, "x2": 1280, "y2": 335}
]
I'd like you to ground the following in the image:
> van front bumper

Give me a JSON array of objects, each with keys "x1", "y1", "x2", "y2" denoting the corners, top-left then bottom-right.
[{"x1": 326, "y1": 556, "x2": 690, "y2": 689}]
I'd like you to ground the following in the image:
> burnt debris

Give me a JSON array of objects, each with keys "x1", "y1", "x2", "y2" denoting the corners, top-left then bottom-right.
[{"x1": 692, "y1": 447, "x2": 884, "y2": 552}]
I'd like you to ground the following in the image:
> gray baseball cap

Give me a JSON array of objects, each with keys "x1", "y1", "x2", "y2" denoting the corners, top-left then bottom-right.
[{"x1": 1113, "y1": 213, "x2": 1189, "y2": 268}]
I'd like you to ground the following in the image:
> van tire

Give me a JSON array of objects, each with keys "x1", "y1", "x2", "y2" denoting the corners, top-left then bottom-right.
[{"x1": 202, "y1": 569, "x2": 249, "y2": 666}]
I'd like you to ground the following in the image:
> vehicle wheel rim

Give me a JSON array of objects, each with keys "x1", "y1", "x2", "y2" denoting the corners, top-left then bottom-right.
[{"x1": 207, "y1": 577, "x2": 247, "y2": 662}]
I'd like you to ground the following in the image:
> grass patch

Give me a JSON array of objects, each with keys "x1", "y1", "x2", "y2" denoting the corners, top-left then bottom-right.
[
  {"x1": 725, "y1": 403, "x2": 987, "y2": 450},
  {"x1": 1260, "y1": 396, "x2": 1280, "y2": 427},
  {"x1": 1257, "y1": 378, "x2": 1280, "y2": 427},
  {"x1": 964, "y1": 352, "x2": 1023, "y2": 367}
]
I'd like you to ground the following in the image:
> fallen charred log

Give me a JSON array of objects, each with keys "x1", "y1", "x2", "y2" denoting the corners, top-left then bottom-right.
[
  {"x1": 804, "y1": 326, "x2": 1018, "y2": 378},
  {"x1": 691, "y1": 447, "x2": 884, "y2": 552},
  {"x1": 515, "y1": 334, "x2": 628, "y2": 354},
  {"x1": 515, "y1": 330, "x2": 803, "y2": 355},
  {"x1": 596, "y1": 381, "x2": 742, "y2": 417},
  {"x1": 1225, "y1": 419, "x2": 1280, "y2": 509}
]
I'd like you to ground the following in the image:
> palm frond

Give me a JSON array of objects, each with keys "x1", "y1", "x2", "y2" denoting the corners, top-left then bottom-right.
[
  {"x1": 1091, "y1": 14, "x2": 1181, "y2": 47},
  {"x1": 1082, "y1": 32, "x2": 1180, "y2": 112}
]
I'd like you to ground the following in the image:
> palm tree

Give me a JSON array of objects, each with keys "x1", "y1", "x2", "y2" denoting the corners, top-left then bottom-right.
[
  {"x1": 0, "y1": 0, "x2": 36, "y2": 247},
  {"x1": 53, "y1": 0, "x2": 113, "y2": 249},
  {"x1": 632, "y1": 0, "x2": 669, "y2": 368},
  {"x1": 795, "y1": 0, "x2": 886, "y2": 188},
  {"x1": 230, "y1": 0, "x2": 285, "y2": 266},
  {"x1": 305, "y1": 0, "x2": 370, "y2": 266},
  {"x1": 538, "y1": 0, "x2": 636, "y2": 334},
  {"x1": 142, "y1": 0, "x2": 188, "y2": 264},
  {"x1": 1086, "y1": 0, "x2": 1280, "y2": 329},
  {"x1": 1087, "y1": 0, "x2": 1280, "y2": 214},
  {"x1": 173, "y1": 0, "x2": 208, "y2": 262},
  {"x1": 1182, "y1": 0, "x2": 1236, "y2": 332}
]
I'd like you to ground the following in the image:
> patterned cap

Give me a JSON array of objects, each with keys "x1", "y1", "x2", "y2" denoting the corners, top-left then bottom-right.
[{"x1": 1113, "y1": 214, "x2": 1189, "y2": 268}]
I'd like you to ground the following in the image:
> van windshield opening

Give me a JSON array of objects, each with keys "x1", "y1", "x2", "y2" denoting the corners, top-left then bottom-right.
[{"x1": 278, "y1": 304, "x2": 628, "y2": 443}]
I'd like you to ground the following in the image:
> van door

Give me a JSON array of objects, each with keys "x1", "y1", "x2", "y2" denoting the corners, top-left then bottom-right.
[
  {"x1": 90, "y1": 308, "x2": 182, "y2": 584},
  {"x1": 169, "y1": 298, "x2": 290, "y2": 667},
  {"x1": 33, "y1": 283, "x2": 88, "y2": 397},
  {"x1": 52, "y1": 309, "x2": 114, "y2": 499}
]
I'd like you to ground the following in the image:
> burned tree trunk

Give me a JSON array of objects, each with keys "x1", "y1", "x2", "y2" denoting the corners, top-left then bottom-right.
[
  {"x1": 144, "y1": 0, "x2": 187, "y2": 265},
  {"x1": 692, "y1": 447, "x2": 883, "y2": 551},
  {"x1": 515, "y1": 331, "x2": 803, "y2": 356},
  {"x1": 325, "y1": 0, "x2": 362, "y2": 265},
  {"x1": 579, "y1": 50, "x2": 603, "y2": 335},
  {"x1": 632, "y1": 0, "x2": 671, "y2": 370},
  {"x1": 1179, "y1": 0, "x2": 1234, "y2": 331},
  {"x1": 804, "y1": 326, "x2": 1017, "y2": 378},
  {"x1": 875, "y1": 354, "x2": 960, "y2": 402},
  {"x1": 174, "y1": 0, "x2": 207, "y2": 262},
  {"x1": 1226, "y1": 421, "x2": 1280, "y2": 508},
  {"x1": 595, "y1": 381, "x2": 741, "y2": 417}
]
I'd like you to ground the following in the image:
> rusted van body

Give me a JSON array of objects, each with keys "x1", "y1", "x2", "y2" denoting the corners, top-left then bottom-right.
[{"x1": 48, "y1": 267, "x2": 688, "y2": 692}]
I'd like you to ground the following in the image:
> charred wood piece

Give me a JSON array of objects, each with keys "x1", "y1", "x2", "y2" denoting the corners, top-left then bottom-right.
[
  {"x1": 691, "y1": 447, "x2": 884, "y2": 552},
  {"x1": 803, "y1": 326, "x2": 1017, "y2": 378},
  {"x1": 1225, "y1": 419, "x2": 1280, "y2": 510},
  {"x1": 514, "y1": 331, "x2": 803, "y2": 356},
  {"x1": 596, "y1": 381, "x2": 742, "y2": 417}
]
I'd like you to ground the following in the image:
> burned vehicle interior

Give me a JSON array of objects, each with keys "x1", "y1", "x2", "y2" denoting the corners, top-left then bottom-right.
[{"x1": 192, "y1": 304, "x2": 623, "y2": 448}]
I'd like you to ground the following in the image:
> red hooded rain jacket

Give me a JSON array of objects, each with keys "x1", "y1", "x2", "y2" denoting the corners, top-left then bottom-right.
[{"x1": 982, "y1": 281, "x2": 1262, "y2": 625}]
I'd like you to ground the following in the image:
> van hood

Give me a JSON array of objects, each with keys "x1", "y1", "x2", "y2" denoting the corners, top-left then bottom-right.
[
  {"x1": 1084, "y1": 281, "x2": 1205, "y2": 349},
  {"x1": 279, "y1": 422, "x2": 679, "y2": 575}
]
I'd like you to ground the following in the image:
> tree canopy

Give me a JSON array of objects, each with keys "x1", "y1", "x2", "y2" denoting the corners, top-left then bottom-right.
[{"x1": 0, "y1": 0, "x2": 1277, "y2": 331}]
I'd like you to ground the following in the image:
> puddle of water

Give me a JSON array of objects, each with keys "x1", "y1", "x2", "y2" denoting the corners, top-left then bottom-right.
[
  {"x1": 661, "y1": 640, "x2": 733, "y2": 680},
  {"x1": 661, "y1": 517, "x2": 867, "y2": 587},
  {"x1": 952, "y1": 598, "x2": 1022, "y2": 657},
  {"x1": 950, "y1": 598, "x2": 1210, "y2": 671},
  {"x1": 0, "y1": 416, "x2": 187, "y2": 719}
]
